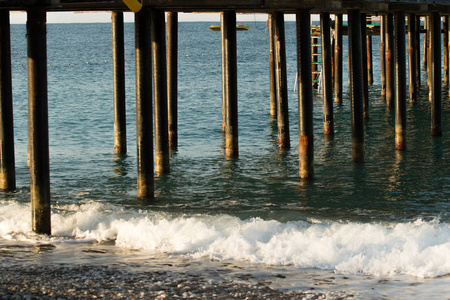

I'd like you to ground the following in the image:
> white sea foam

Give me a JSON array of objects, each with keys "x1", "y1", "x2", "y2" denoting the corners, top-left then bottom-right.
[{"x1": 1, "y1": 200, "x2": 449, "y2": 278}]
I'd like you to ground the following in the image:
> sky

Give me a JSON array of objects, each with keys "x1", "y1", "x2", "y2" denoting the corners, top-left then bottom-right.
[{"x1": 9, "y1": 11, "x2": 300, "y2": 24}]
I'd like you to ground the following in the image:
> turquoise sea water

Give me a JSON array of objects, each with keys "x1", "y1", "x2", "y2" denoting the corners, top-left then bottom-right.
[{"x1": 1, "y1": 20, "x2": 449, "y2": 298}]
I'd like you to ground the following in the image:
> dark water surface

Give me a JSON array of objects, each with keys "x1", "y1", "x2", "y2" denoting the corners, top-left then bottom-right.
[{"x1": 0, "y1": 21, "x2": 449, "y2": 299}]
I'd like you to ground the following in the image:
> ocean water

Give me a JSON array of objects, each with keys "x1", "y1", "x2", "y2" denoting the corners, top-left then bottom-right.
[{"x1": 1, "y1": 20, "x2": 449, "y2": 298}]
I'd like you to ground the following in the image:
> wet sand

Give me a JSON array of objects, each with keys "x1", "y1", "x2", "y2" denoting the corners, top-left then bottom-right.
[{"x1": 0, "y1": 240, "x2": 355, "y2": 299}]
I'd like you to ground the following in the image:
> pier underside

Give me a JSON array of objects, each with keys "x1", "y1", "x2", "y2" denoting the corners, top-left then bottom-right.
[{"x1": 2, "y1": 0, "x2": 450, "y2": 13}]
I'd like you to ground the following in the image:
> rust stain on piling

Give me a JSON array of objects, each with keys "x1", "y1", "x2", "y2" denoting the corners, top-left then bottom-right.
[
  {"x1": 278, "y1": 133, "x2": 289, "y2": 149},
  {"x1": 137, "y1": 178, "x2": 154, "y2": 199},
  {"x1": 298, "y1": 135, "x2": 313, "y2": 179},
  {"x1": 395, "y1": 129, "x2": 406, "y2": 150},
  {"x1": 225, "y1": 137, "x2": 238, "y2": 157}
]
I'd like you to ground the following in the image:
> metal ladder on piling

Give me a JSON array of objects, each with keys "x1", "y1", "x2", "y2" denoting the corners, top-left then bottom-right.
[
  {"x1": 293, "y1": 24, "x2": 323, "y2": 93},
  {"x1": 311, "y1": 24, "x2": 322, "y2": 92}
]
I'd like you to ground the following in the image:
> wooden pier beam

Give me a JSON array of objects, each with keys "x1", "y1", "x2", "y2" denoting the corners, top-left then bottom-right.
[
  {"x1": 385, "y1": 13, "x2": 394, "y2": 108},
  {"x1": 112, "y1": 11, "x2": 127, "y2": 154},
  {"x1": 0, "y1": 10, "x2": 16, "y2": 191},
  {"x1": 430, "y1": 12, "x2": 442, "y2": 137},
  {"x1": 273, "y1": 11, "x2": 290, "y2": 149},
  {"x1": 296, "y1": 10, "x2": 314, "y2": 179},
  {"x1": 366, "y1": 16, "x2": 374, "y2": 86},
  {"x1": 361, "y1": 13, "x2": 369, "y2": 120},
  {"x1": 223, "y1": 10, "x2": 239, "y2": 157},
  {"x1": 395, "y1": 11, "x2": 407, "y2": 150},
  {"x1": 268, "y1": 13, "x2": 277, "y2": 117},
  {"x1": 348, "y1": 10, "x2": 365, "y2": 163},
  {"x1": 321, "y1": 12, "x2": 333, "y2": 136},
  {"x1": 408, "y1": 13, "x2": 417, "y2": 104},
  {"x1": 334, "y1": 14, "x2": 343, "y2": 104},
  {"x1": 167, "y1": 12, "x2": 178, "y2": 149},
  {"x1": 27, "y1": 9, "x2": 50, "y2": 234},
  {"x1": 152, "y1": 9, "x2": 170, "y2": 174},
  {"x1": 380, "y1": 14, "x2": 386, "y2": 98},
  {"x1": 135, "y1": 7, "x2": 154, "y2": 198}
]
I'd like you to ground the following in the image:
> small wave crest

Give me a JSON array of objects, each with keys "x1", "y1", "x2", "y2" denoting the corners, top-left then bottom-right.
[{"x1": 1, "y1": 200, "x2": 449, "y2": 278}]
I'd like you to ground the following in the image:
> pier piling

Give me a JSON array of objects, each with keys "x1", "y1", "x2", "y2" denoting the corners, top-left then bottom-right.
[
  {"x1": 423, "y1": 16, "x2": 428, "y2": 70},
  {"x1": 366, "y1": 16, "x2": 374, "y2": 86},
  {"x1": 27, "y1": 9, "x2": 51, "y2": 234},
  {"x1": 152, "y1": 9, "x2": 170, "y2": 174},
  {"x1": 334, "y1": 14, "x2": 343, "y2": 104},
  {"x1": 444, "y1": 16, "x2": 449, "y2": 86},
  {"x1": 408, "y1": 13, "x2": 417, "y2": 103},
  {"x1": 167, "y1": 12, "x2": 178, "y2": 149},
  {"x1": 135, "y1": 7, "x2": 154, "y2": 198},
  {"x1": 0, "y1": 10, "x2": 16, "y2": 191},
  {"x1": 395, "y1": 11, "x2": 407, "y2": 150},
  {"x1": 380, "y1": 15, "x2": 386, "y2": 98},
  {"x1": 380, "y1": 14, "x2": 386, "y2": 98},
  {"x1": 427, "y1": 16, "x2": 432, "y2": 91},
  {"x1": 361, "y1": 13, "x2": 369, "y2": 120},
  {"x1": 321, "y1": 12, "x2": 333, "y2": 135},
  {"x1": 297, "y1": 10, "x2": 314, "y2": 179},
  {"x1": 385, "y1": 13, "x2": 394, "y2": 108},
  {"x1": 415, "y1": 15, "x2": 421, "y2": 89},
  {"x1": 112, "y1": 11, "x2": 127, "y2": 154},
  {"x1": 273, "y1": 12, "x2": 290, "y2": 149},
  {"x1": 268, "y1": 14, "x2": 277, "y2": 117},
  {"x1": 223, "y1": 11, "x2": 239, "y2": 157},
  {"x1": 221, "y1": 13, "x2": 226, "y2": 132},
  {"x1": 430, "y1": 12, "x2": 442, "y2": 137},
  {"x1": 348, "y1": 10, "x2": 365, "y2": 163}
]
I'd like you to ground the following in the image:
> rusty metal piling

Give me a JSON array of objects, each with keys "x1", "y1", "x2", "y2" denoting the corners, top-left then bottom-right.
[
  {"x1": 361, "y1": 13, "x2": 369, "y2": 120},
  {"x1": 415, "y1": 15, "x2": 421, "y2": 89},
  {"x1": 0, "y1": 10, "x2": 16, "y2": 191},
  {"x1": 321, "y1": 13, "x2": 333, "y2": 136},
  {"x1": 152, "y1": 9, "x2": 170, "y2": 174},
  {"x1": 366, "y1": 16, "x2": 374, "y2": 86},
  {"x1": 221, "y1": 13, "x2": 226, "y2": 132},
  {"x1": 112, "y1": 11, "x2": 127, "y2": 154},
  {"x1": 27, "y1": 9, "x2": 51, "y2": 234},
  {"x1": 223, "y1": 11, "x2": 239, "y2": 157},
  {"x1": 297, "y1": 10, "x2": 314, "y2": 179},
  {"x1": 348, "y1": 10, "x2": 365, "y2": 163},
  {"x1": 385, "y1": 13, "x2": 394, "y2": 108},
  {"x1": 273, "y1": 12, "x2": 290, "y2": 149},
  {"x1": 380, "y1": 14, "x2": 386, "y2": 98},
  {"x1": 135, "y1": 7, "x2": 154, "y2": 198},
  {"x1": 408, "y1": 13, "x2": 417, "y2": 103},
  {"x1": 430, "y1": 12, "x2": 442, "y2": 136},
  {"x1": 167, "y1": 12, "x2": 178, "y2": 149},
  {"x1": 334, "y1": 14, "x2": 343, "y2": 104},
  {"x1": 268, "y1": 13, "x2": 277, "y2": 117},
  {"x1": 395, "y1": 11, "x2": 407, "y2": 150},
  {"x1": 444, "y1": 16, "x2": 449, "y2": 86}
]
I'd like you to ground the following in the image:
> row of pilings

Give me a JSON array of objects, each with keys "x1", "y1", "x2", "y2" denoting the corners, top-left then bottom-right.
[{"x1": 0, "y1": 9, "x2": 446, "y2": 234}]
